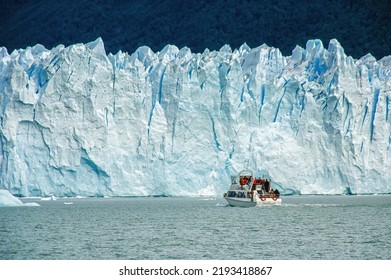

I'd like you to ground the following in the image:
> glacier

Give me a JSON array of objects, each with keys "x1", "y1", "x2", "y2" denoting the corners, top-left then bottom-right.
[{"x1": 0, "y1": 38, "x2": 390, "y2": 197}]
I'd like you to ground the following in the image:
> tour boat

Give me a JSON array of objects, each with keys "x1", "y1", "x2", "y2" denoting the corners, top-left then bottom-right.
[{"x1": 223, "y1": 169, "x2": 281, "y2": 207}]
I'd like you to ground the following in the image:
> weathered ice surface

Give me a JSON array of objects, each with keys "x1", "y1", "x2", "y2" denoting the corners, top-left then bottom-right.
[{"x1": 0, "y1": 38, "x2": 390, "y2": 196}]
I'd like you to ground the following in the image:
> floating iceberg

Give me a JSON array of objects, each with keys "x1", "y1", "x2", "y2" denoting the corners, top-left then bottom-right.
[
  {"x1": 0, "y1": 190, "x2": 24, "y2": 206},
  {"x1": 0, "y1": 38, "x2": 390, "y2": 197},
  {"x1": 0, "y1": 189, "x2": 39, "y2": 206}
]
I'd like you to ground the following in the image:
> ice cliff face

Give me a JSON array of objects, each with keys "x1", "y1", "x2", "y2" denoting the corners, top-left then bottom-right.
[{"x1": 1, "y1": 38, "x2": 390, "y2": 196}]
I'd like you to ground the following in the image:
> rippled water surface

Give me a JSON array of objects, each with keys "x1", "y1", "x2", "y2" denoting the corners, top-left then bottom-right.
[{"x1": 1, "y1": 195, "x2": 390, "y2": 259}]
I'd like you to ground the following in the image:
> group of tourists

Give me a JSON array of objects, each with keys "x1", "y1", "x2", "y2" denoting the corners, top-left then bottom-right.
[{"x1": 237, "y1": 176, "x2": 280, "y2": 198}]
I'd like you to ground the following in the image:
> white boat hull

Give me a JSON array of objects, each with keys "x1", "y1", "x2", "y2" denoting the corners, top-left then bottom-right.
[
  {"x1": 225, "y1": 197, "x2": 257, "y2": 207},
  {"x1": 225, "y1": 197, "x2": 281, "y2": 207}
]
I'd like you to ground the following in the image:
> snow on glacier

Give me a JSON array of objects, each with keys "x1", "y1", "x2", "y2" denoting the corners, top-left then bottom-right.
[{"x1": 0, "y1": 38, "x2": 390, "y2": 197}]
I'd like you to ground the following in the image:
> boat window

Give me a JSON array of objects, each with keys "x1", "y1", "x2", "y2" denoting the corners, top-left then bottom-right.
[{"x1": 228, "y1": 191, "x2": 236, "y2": 197}]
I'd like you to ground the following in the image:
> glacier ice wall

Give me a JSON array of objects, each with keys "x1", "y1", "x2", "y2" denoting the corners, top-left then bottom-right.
[{"x1": 0, "y1": 38, "x2": 391, "y2": 196}]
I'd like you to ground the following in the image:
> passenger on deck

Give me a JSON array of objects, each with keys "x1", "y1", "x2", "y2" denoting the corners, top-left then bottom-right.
[{"x1": 264, "y1": 179, "x2": 269, "y2": 192}]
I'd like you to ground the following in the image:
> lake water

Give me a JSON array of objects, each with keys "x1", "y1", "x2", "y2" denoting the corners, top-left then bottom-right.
[{"x1": 0, "y1": 195, "x2": 390, "y2": 259}]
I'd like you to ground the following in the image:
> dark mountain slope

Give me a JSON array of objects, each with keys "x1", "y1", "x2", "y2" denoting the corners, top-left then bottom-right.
[{"x1": 1, "y1": 0, "x2": 390, "y2": 59}]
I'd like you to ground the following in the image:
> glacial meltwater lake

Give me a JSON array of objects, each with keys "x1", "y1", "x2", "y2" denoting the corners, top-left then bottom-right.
[{"x1": 0, "y1": 195, "x2": 390, "y2": 260}]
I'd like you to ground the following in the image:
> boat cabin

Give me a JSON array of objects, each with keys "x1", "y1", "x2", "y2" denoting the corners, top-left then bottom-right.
[{"x1": 226, "y1": 169, "x2": 279, "y2": 198}]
